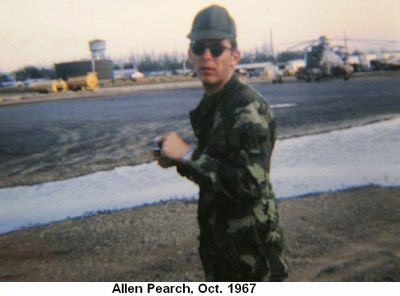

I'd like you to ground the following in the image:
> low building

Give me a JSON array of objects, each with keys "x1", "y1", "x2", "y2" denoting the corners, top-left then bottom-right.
[{"x1": 55, "y1": 60, "x2": 114, "y2": 81}]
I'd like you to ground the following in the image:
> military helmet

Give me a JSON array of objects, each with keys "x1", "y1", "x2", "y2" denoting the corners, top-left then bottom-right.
[{"x1": 187, "y1": 5, "x2": 236, "y2": 40}]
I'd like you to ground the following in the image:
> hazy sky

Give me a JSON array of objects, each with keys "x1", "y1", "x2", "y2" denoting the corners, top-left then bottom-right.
[{"x1": 1, "y1": 0, "x2": 399, "y2": 72}]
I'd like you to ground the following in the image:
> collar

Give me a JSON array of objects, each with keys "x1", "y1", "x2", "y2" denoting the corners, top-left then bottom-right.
[
  {"x1": 198, "y1": 73, "x2": 239, "y2": 115},
  {"x1": 189, "y1": 74, "x2": 238, "y2": 139}
]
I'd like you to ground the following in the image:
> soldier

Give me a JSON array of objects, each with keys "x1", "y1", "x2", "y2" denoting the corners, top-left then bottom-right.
[{"x1": 154, "y1": 5, "x2": 288, "y2": 281}]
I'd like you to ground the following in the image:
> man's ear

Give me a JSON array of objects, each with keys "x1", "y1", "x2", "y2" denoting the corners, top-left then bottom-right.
[{"x1": 232, "y1": 49, "x2": 241, "y2": 66}]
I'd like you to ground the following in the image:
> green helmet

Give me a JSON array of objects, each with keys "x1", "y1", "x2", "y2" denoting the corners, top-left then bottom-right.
[{"x1": 187, "y1": 5, "x2": 236, "y2": 41}]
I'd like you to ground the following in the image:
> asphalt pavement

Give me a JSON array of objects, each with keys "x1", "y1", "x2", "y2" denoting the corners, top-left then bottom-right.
[{"x1": 0, "y1": 74, "x2": 399, "y2": 188}]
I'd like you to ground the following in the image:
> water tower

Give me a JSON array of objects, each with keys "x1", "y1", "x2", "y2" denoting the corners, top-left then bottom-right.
[
  {"x1": 89, "y1": 39, "x2": 106, "y2": 73},
  {"x1": 89, "y1": 39, "x2": 106, "y2": 60}
]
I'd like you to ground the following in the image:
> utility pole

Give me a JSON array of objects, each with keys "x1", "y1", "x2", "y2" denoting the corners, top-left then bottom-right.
[
  {"x1": 343, "y1": 30, "x2": 348, "y2": 57},
  {"x1": 183, "y1": 59, "x2": 186, "y2": 75},
  {"x1": 270, "y1": 29, "x2": 275, "y2": 63}
]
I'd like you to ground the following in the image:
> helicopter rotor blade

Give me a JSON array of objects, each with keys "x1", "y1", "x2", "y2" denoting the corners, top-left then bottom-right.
[
  {"x1": 346, "y1": 38, "x2": 400, "y2": 44},
  {"x1": 286, "y1": 39, "x2": 317, "y2": 50}
]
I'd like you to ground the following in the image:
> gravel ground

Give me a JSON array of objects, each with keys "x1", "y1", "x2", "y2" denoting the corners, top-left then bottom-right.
[{"x1": 0, "y1": 185, "x2": 399, "y2": 282}]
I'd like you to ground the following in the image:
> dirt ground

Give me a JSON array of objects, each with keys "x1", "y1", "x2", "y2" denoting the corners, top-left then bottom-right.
[{"x1": 0, "y1": 185, "x2": 398, "y2": 282}]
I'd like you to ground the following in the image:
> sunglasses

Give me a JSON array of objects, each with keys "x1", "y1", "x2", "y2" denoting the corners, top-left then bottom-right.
[{"x1": 190, "y1": 42, "x2": 233, "y2": 57}]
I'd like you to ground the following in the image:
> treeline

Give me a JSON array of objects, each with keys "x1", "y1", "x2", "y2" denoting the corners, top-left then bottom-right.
[
  {"x1": 13, "y1": 66, "x2": 56, "y2": 81},
  {"x1": 240, "y1": 50, "x2": 304, "y2": 64},
  {"x1": 115, "y1": 50, "x2": 305, "y2": 73},
  {"x1": 114, "y1": 52, "x2": 191, "y2": 74},
  {"x1": 11, "y1": 49, "x2": 305, "y2": 80}
]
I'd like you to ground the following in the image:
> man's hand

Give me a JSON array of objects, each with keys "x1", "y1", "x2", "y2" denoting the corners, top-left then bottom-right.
[
  {"x1": 152, "y1": 136, "x2": 174, "y2": 168},
  {"x1": 153, "y1": 152, "x2": 175, "y2": 168},
  {"x1": 161, "y1": 132, "x2": 192, "y2": 163}
]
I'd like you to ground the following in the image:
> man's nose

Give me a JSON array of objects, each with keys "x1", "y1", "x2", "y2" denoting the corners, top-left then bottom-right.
[{"x1": 200, "y1": 47, "x2": 213, "y2": 59}]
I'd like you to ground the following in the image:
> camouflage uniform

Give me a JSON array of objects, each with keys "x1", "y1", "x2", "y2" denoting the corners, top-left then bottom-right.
[{"x1": 177, "y1": 74, "x2": 288, "y2": 281}]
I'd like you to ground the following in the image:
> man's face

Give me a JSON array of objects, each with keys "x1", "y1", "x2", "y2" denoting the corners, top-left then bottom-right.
[{"x1": 189, "y1": 39, "x2": 240, "y2": 90}]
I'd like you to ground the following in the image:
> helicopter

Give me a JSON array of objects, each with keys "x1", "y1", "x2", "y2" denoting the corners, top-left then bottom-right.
[{"x1": 289, "y1": 36, "x2": 353, "y2": 82}]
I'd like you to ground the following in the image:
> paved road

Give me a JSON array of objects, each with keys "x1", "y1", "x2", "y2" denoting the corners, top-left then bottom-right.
[{"x1": 1, "y1": 75, "x2": 399, "y2": 187}]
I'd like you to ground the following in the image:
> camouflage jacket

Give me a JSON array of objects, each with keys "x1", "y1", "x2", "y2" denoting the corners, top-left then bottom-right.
[{"x1": 177, "y1": 74, "x2": 283, "y2": 249}]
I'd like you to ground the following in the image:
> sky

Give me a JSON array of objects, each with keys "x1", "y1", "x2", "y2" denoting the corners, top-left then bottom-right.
[{"x1": 1, "y1": 0, "x2": 399, "y2": 72}]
